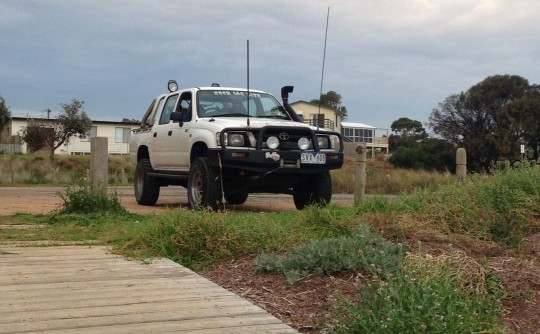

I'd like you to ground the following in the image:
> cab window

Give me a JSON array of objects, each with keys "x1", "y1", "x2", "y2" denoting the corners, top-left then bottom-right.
[{"x1": 160, "y1": 94, "x2": 179, "y2": 124}]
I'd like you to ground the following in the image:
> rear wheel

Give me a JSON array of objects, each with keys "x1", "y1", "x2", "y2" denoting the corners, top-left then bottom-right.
[
  {"x1": 292, "y1": 172, "x2": 332, "y2": 210},
  {"x1": 134, "y1": 159, "x2": 160, "y2": 205},
  {"x1": 188, "y1": 157, "x2": 222, "y2": 210}
]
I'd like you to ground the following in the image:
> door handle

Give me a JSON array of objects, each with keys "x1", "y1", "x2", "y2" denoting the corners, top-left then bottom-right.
[
  {"x1": 153, "y1": 132, "x2": 157, "y2": 137},
  {"x1": 168, "y1": 130, "x2": 173, "y2": 136}
]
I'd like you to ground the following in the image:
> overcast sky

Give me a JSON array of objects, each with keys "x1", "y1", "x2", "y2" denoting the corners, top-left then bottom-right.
[{"x1": 1, "y1": 0, "x2": 540, "y2": 130}]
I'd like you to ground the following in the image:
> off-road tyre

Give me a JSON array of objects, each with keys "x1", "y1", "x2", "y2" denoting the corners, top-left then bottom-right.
[
  {"x1": 134, "y1": 158, "x2": 160, "y2": 205},
  {"x1": 224, "y1": 191, "x2": 249, "y2": 205},
  {"x1": 188, "y1": 157, "x2": 222, "y2": 210},
  {"x1": 293, "y1": 171, "x2": 332, "y2": 210}
]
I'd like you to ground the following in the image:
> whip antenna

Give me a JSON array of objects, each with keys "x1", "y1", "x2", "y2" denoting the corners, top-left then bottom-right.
[
  {"x1": 317, "y1": 7, "x2": 330, "y2": 131},
  {"x1": 246, "y1": 39, "x2": 251, "y2": 128}
]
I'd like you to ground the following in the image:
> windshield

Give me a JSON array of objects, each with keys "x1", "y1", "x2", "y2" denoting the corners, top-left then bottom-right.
[{"x1": 196, "y1": 90, "x2": 290, "y2": 119}]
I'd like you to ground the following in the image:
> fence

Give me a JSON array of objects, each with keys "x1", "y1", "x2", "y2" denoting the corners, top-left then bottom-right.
[{"x1": 0, "y1": 144, "x2": 23, "y2": 154}]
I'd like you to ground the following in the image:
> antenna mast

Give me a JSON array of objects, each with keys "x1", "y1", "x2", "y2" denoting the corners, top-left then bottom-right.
[
  {"x1": 246, "y1": 39, "x2": 251, "y2": 128},
  {"x1": 317, "y1": 7, "x2": 330, "y2": 131}
]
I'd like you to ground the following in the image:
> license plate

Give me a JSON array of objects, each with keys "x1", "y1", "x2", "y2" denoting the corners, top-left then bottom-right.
[{"x1": 301, "y1": 153, "x2": 326, "y2": 164}]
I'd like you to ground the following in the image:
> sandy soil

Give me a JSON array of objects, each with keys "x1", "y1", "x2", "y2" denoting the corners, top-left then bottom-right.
[{"x1": 0, "y1": 186, "x2": 354, "y2": 215}]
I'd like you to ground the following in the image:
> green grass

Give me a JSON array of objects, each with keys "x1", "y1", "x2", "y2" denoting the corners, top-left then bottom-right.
[{"x1": 330, "y1": 254, "x2": 505, "y2": 333}]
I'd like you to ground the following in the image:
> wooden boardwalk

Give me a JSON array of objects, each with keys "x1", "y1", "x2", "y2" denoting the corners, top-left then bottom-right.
[{"x1": 0, "y1": 245, "x2": 297, "y2": 333}]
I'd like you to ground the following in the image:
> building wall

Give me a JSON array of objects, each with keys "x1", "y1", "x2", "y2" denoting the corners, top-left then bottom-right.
[
  {"x1": 290, "y1": 101, "x2": 342, "y2": 132},
  {"x1": 7, "y1": 119, "x2": 138, "y2": 155}
]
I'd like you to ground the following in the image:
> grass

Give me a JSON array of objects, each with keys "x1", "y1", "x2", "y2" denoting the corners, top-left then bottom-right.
[{"x1": 0, "y1": 154, "x2": 134, "y2": 185}]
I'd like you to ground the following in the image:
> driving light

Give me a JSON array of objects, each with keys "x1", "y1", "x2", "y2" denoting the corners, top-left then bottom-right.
[
  {"x1": 298, "y1": 137, "x2": 310, "y2": 150},
  {"x1": 168, "y1": 80, "x2": 178, "y2": 92},
  {"x1": 317, "y1": 136, "x2": 330, "y2": 149},
  {"x1": 267, "y1": 136, "x2": 280, "y2": 149}
]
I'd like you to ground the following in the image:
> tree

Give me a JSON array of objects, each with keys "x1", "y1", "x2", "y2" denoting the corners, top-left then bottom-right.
[
  {"x1": 19, "y1": 99, "x2": 92, "y2": 159},
  {"x1": 428, "y1": 74, "x2": 535, "y2": 171},
  {"x1": 310, "y1": 90, "x2": 348, "y2": 118},
  {"x1": 388, "y1": 117, "x2": 428, "y2": 151},
  {"x1": 0, "y1": 96, "x2": 11, "y2": 137},
  {"x1": 19, "y1": 119, "x2": 52, "y2": 152}
]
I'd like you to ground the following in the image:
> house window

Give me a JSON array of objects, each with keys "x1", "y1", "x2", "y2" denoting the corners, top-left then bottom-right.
[
  {"x1": 343, "y1": 128, "x2": 373, "y2": 143},
  {"x1": 115, "y1": 127, "x2": 131, "y2": 143},
  {"x1": 80, "y1": 126, "x2": 97, "y2": 142}
]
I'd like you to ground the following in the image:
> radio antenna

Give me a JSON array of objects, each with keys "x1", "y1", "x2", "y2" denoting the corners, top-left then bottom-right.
[
  {"x1": 317, "y1": 7, "x2": 330, "y2": 131},
  {"x1": 246, "y1": 39, "x2": 251, "y2": 128}
]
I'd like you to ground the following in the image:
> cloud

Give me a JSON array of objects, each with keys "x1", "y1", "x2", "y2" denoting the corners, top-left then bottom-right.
[{"x1": 1, "y1": 0, "x2": 540, "y2": 129}]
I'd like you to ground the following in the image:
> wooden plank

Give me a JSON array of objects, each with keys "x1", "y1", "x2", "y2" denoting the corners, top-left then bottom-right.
[{"x1": 0, "y1": 245, "x2": 297, "y2": 334}]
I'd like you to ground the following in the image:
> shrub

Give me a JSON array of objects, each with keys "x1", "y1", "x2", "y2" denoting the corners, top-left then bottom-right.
[
  {"x1": 59, "y1": 183, "x2": 126, "y2": 214},
  {"x1": 330, "y1": 252, "x2": 504, "y2": 334},
  {"x1": 254, "y1": 224, "x2": 408, "y2": 284}
]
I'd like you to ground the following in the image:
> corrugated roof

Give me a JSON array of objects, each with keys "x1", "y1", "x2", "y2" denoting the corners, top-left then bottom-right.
[{"x1": 341, "y1": 121, "x2": 376, "y2": 129}]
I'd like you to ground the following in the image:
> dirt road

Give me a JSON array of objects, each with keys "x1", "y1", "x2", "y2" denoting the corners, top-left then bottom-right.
[{"x1": 0, "y1": 186, "x2": 354, "y2": 215}]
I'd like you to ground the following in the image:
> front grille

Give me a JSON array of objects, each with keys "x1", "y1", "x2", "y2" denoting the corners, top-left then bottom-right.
[{"x1": 252, "y1": 126, "x2": 315, "y2": 151}]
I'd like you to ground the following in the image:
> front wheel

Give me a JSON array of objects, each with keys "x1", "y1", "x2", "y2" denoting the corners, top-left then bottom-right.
[
  {"x1": 188, "y1": 157, "x2": 222, "y2": 210},
  {"x1": 292, "y1": 172, "x2": 332, "y2": 210},
  {"x1": 134, "y1": 158, "x2": 160, "y2": 205}
]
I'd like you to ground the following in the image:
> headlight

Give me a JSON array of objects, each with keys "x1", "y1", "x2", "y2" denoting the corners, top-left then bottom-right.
[
  {"x1": 317, "y1": 136, "x2": 330, "y2": 149},
  {"x1": 298, "y1": 137, "x2": 310, "y2": 150},
  {"x1": 225, "y1": 133, "x2": 245, "y2": 147},
  {"x1": 267, "y1": 136, "x2": 280, "y2": 149}
]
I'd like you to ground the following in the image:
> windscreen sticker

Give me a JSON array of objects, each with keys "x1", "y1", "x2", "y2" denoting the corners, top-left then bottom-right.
[{"x1": 213, "y1": 91, "x2": 261, "y2": 98}]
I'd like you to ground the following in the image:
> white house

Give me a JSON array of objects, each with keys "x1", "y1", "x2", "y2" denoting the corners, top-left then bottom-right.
[
  {"x1": 2, "y1": 117, "x2": 139, "y2": 155},
  {"x1": 341, "y1": 121, "x2": 389, "y2": 156},
  {"x1": 290, "y1": 101, "x2": 343, "y2": 132}
]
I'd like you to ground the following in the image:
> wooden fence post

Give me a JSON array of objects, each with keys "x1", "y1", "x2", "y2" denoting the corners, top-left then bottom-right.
[
  {"x1": 354, "y1": 143, "x2": 367, "y2": 205},
  {"x1": 90, "y1": 137, "x2": 108, "y2": 193},
  {"x1": 456, "y1": 148, "x2": 467, "y2": 182}
]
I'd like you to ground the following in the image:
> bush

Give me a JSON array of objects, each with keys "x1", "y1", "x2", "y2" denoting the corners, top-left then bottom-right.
[
  {"x1": 254, "y1": 224, "x2": 408, "y2": 284},
  {"x1": 331, "y1": 252, "x2": 504, "y2": 334},
  {"x1": 59, "y1": 183, "x2": 126, "y2": 214}
]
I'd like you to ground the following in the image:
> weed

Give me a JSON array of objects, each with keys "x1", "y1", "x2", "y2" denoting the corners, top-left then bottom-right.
[
  {"x1": 330, "y1": 252, "x2": 505, "y2": 334},
  {"x1": 254, "y1": 224, "x2": 408, "y2": 284},
  {"x1": 58, "y1": 183, "x2": 126, "y2": 214}
]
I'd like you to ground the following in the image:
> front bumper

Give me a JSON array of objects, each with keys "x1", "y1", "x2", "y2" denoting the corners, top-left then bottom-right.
[{"x1": 208, "y1": 148, "x2": 343, "y2": 174}]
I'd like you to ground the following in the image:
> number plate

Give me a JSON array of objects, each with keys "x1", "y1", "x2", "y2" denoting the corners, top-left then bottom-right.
[{"x1": 301, "y1": 153, "x2": 326, "y2": 164}]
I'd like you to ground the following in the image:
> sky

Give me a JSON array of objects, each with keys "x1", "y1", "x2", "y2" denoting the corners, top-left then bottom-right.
[{"x1": 1, "y1": 0, "x2": 540, "y2": 131}]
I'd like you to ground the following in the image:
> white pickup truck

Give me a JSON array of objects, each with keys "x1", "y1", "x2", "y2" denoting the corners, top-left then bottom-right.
[{"x1": 129, "y1": 81, "x2": 344, "y2": 210}]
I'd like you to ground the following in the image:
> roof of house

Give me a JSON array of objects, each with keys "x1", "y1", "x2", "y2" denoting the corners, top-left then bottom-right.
[
  {"x1": 11, "y1": 116, "x2": 140, "y2": 126},
  {"x1": 290, "y1": 100, "x2": 338, "y2": 112},
  {"x1": 341, "y1": 121, "x2": 376, "y2": 129}
]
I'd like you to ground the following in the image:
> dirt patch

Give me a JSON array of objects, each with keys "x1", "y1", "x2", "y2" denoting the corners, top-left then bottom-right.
[
  {"x1": 203, "y1": 236, "x2": 540, "y2": 334},
  {"x1": 0, "y1": 186, "x2": 302, "y2": 215}
]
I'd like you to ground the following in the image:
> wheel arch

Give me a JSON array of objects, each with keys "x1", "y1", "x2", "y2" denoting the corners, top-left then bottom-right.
[
  {"x1": 137, "y1": 145, "x2": 150, "y2": 162},
  {"x1": 190, "y1": 142, "x2": 209, "y2": 163}
]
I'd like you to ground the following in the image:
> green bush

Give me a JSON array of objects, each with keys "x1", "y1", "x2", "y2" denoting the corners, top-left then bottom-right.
[
  {"x1": 254, "y1": 224, "x2": 408, "y2": 284},
  {"x1": 59, "y1": 183, "x2": 126, "y2": 214},
  {"x1": 331, "y1": 254, "x2": 504, "y2": 334}
]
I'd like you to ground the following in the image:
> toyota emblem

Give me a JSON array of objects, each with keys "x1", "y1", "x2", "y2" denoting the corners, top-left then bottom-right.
[{"x1": 278, "y1": 132, "x2": 290, "y2": 141}]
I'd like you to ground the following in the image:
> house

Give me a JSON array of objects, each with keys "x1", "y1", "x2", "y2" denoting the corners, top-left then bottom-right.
[
  {"x1": 341, "y1": 121, "x2": 389, "y2": 157},
  {"x1": 290, "y1": 101, "x2": 343, "y2": 132},
  {"x1": 1, "y1": 117, "x2": 139, "y2": 155}
]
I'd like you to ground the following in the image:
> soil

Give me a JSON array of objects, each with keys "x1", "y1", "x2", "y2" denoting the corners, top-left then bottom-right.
[{"x1": 1, "y1": 187, "x2": 539, "y2": 333}]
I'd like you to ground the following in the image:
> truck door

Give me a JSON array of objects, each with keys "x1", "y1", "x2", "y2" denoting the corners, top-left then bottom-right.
[
  {"x1": 173, "y1": 92, "x2": 194, "y2": 171},
  {"x1": 148, "y1": 93, "x2": 179, "y2": 170}
]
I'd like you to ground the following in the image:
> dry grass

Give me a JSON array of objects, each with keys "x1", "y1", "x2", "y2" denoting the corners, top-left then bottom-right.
[
  {"x1": 332, "y1": 156, "x2": 454, "y2": 194},
  {"x1": 0, "y1": 154, "x2": 133, "y2": 185}
]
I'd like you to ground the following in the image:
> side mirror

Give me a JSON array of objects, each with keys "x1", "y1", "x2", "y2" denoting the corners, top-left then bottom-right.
[{"x1": 170, "y1": 111, "x2": 184, "y2": 127}]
